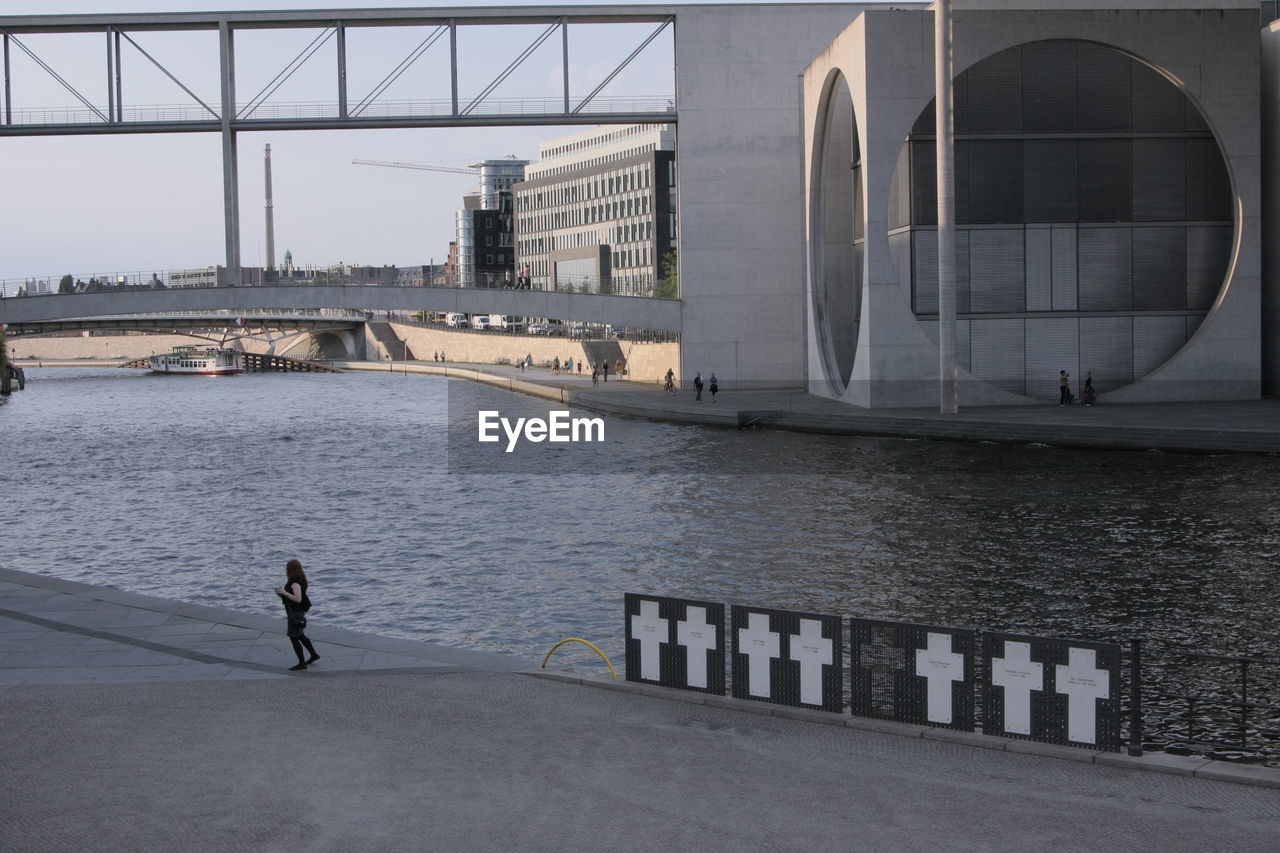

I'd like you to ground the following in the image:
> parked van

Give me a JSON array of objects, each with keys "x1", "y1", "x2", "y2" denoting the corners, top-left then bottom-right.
[
  {"x1": 445, "y1": 313, "x2": 469, "y2": 328},
  {"x1": 499, "y1": 315, "x2": 525, "y2": 333},
  {"x1": 472, "y1": 315, "x2": 494, "y2": 331}
]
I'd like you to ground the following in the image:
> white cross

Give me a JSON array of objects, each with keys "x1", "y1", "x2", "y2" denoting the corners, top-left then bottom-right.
[
  {"x1": 915, "y1": 632, "x2": 965, "y2": 724},
  {"x1": 789, "y1": 619, "x2": 833, "y2": 706},
  {"x1": 1056, "y1": 647, "x2": 1111, "y2": 745},
  {"x1": 630, "y1": 599, "x2": 668, "y2": 681},
  {"x1": 676, "y1": 606, "x2": 718, "y2": 688},
  {"x1": 738, "y1": 612, "x2": 780, "y2": 698},
  {"x1": 991, "y1": 641, "x2": 1044, "y2": 736}
]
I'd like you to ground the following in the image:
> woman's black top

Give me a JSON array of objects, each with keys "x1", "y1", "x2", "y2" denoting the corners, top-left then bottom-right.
[{"x1": 280, "y1": 579, "x2": 309, "y2": 614}]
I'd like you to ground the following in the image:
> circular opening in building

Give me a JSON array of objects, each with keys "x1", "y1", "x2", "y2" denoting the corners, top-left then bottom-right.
[
  {"x1": 810, "y1": 69, "x2": 863, "y2": 393},
  {"x1": 888, "y1": 40, "x2": 1233, "y2": 400}
]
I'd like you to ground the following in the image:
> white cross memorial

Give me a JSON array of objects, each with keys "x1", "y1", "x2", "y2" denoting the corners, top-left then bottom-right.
[
  {"x1": 738, "y1": 612, "x2": 780, "y2": 698},
  {"x1": 676, "y1": 606, "x2": 718, "y2": 689},
  {"x1": 789, "y1": 619, "x2": 834, "y2": 706},
  {"x1": 991, "y1": 641, "x2": 1044, "y2": 735},
  {"x1": 915, "y1": 632, "x2": 965, "y2": 724},
  {"x1": 630, "y1": 599, "x2": 668, "y2": 682},
  {"x1": 1056, "y1": 647, "x2": 1111, "y2": 744}
]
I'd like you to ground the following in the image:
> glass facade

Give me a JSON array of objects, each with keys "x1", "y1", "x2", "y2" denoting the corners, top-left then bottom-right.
[{"x1": 890, "y1": 40, "x2": 1233, "y2": 399}]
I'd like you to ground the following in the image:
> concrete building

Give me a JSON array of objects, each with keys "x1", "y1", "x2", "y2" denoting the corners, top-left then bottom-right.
[
  {"x1": 455, "y1": 158, "x2": 528, "y2": 288},
  {"x1": 514, "y1": 124, "x2": 676, "y2": 296},
  {"x1": 799, "y1": 0, "x2": 1265, "y2": 406}
]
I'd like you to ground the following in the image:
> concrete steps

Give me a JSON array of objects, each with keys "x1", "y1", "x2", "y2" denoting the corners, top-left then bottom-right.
[{"x1": 367, "y1": 321, "x2": 415, "y2": 361}]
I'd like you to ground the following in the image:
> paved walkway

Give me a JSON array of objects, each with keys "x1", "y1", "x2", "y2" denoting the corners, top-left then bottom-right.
[
  {"x1": 345, "y1": 360, "x2": 1280, "y2": 454},
  {"x1": 3, "y1": 568, "x2": 1279, "y2": 851}
]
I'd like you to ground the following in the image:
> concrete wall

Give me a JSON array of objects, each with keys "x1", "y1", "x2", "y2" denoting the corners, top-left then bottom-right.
[
  {"x1": 804, "y1": 4, "x2": 1263, "y2": 407},
  {"x1": 8, "y1": 333, "x2": 276, "y2": 360},
  {"x1": 675, "y1": 3, "x2": 871, "y2": 389},
  {"x1": 1263, "y1": 21, "x2": 1280, "y2": 396}
]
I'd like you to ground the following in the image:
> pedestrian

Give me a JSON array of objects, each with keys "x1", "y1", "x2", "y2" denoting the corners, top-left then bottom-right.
[
  {"x1": 709, "y1": 372, "x2": 719, "y2": 402},
  {"x1": 274, "y1": 559, "x2": 318, "y2": 671},
  {"x1": 433, "y1": 350, "x2": 439, "y2": 362},
  {"x1": 1083, "y1": 371, "x2": 1095, "y2": 406},
  {"x1": 518, "y1": 356, "x2": 525, "y2": 372},
  {"x1": 615, "y1": 358, "x2": 624, "y2": 380},
  {"x1": 577, "y1": 361, "x2": 583, "y2": 375},
  {"x1": 694, "y1": 371, "x2": 704, "y2": 402},
  {"x1": 1059, "y1": 370, "x2": 1070, "y2": 405},
  {"x1": 440, "y1": 350, "x2": 446, "y2": 362},
  {"x1": 592, "y1": 363, "x2": 600, "y2": 386},
  {"x1": 602, "y1": 360, "x2": 610, "y2": 382},
  {"x1": 526, "y1": 353, "x2": 533, "y2": 368},
  {"x1": 553, "y1": 356, "x2": 560, "y2": 375}
]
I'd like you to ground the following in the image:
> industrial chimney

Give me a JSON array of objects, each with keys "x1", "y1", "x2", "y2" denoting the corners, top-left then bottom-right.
[{"x1": 264, "y1": 143, "x2": 276, "y2": 278}]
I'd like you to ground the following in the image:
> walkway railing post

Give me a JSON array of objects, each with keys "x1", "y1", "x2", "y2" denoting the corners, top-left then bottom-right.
[{"x1": 1128, "y1": 637, "x2": 1143, "y2": 756}]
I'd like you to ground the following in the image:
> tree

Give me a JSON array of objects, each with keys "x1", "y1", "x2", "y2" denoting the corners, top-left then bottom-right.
[{"x1": 654, "y1": 250, "x2": 678, "y2": 299}]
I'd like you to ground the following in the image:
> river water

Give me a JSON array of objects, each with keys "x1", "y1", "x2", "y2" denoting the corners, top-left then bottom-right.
[{"x1": 3, "y1": 367, "x2": 1278, "y2": 755}]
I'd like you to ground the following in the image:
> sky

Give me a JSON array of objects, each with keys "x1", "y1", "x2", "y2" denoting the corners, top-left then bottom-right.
[{"x1": 0, "y1": 0, "x2": 852, "y2": 284}]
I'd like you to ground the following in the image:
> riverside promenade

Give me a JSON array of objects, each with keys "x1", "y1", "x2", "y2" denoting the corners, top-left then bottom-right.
[
  {"x1": 342, "y1": 360, "x2": 1280, "y2": 455},
  {"x1": 3, "y1": 567, "x2": 1279, "y2": 852}
]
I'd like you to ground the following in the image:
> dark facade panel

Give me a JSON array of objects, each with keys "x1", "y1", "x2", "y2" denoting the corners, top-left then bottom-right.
[
  {"x1": 1077, "y1": 140, "x2": 1132, "y2": 222},
  {"x1": 1132, "y1": 139, "x2": 1186, "y2": 222},
  {"x1": 1075, "y1": 42, "x2": 1132, "y2": 132},
  {"x1": 1132, "y1": 62, "x2": 1187, "y2": 132},
  {"x1": 1024, "y1": 317, "x2": 1078, "y2": 399},
  {"x1": 969, "y1": 319, "x2": 1026, "y2": 395},
  {"x1": 959, "y1": 45, "x2": 1022, "y2": 134},
  {"x1": 1186, "y1": 224, "x2": 1231, "y2": 310},
  {"x1": 968, "y1": 229, "x2": 1024, "y2": 313},
  {"x1": 910, "y1": 140, "x2": 937, "y2": 226},
  {"x1": 1078, "y1": 227, "x2": 1133, "y2": 311},
  {"x1": 1024, "y1": 140, "x2": 1078, "y2": 223},
  {"x1": 962, "y1": 141, "x2": 1023, "y2": 225},
  {"x1": 1022, "y1": 41, "x2": 1077, "y2": 132},
  {"x1": 1185, "y1": 138, "x2": 1233, "y2": 222},
  {"x1": 1133, "y1": 227, "x2": 1187, "y2": 310},
  {"x1": 1079, "y1": 316, "x2": 1135, "y2": 391}
]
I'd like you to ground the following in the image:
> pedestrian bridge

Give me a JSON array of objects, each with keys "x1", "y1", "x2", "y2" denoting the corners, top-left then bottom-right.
[{"x1": 0, "y1": 285, "x2": 682, "y2": 331}]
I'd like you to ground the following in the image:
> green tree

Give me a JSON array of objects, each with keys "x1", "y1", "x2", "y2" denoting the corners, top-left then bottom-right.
[
  {"x1": 654, "y1": 250, "x2": 678, "y2": 299},
  {"x1": 58, "y1": 274, "x2": 74, "y2": 294}
]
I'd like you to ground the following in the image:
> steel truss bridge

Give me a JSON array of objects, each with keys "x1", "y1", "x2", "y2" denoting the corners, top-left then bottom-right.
[{"x1": 0, "y1": 6, "x2": 677, "y2": 285}]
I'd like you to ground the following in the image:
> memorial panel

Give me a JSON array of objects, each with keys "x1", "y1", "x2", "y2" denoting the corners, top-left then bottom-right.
[
  {"x1": 625, "y1": 593, "x2": 725, "y2": 694},
  {"x1": 730, "y1": 606, "x2": 842, "y2": 712},
  {"x1": 850, "y1": 619, "x2": 975, "y2": 731}
]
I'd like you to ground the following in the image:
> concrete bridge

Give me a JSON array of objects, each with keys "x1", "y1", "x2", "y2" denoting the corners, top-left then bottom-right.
[{"x1": 0, "y1": 285, "x2": 682, "y2": 331}]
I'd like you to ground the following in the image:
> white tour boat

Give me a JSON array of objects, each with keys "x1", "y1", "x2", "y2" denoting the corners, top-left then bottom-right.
[{"x1": 148, "y1": 345, "x2": 243, "y2": 375}]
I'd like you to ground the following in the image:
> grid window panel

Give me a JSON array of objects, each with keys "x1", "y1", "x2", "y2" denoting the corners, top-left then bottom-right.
[
  {"x1": 957, "y1": 229, "x2": 972, "y2": 314},
  {"x1": 913, "y1": 231, "x2": 938, "y2": 315},
  {"x1": 1186, "y1": 138, "x2": 1233, "y2": 222},
  {"x1": 1022, "y1": 42, "x2": 1077, "y2": 132},
  {"x1": 1185, "y1": 225, "x2": 1231, "y2": 310},
  {"x1": 1025, "y1": 318, "x2": 1079, "y2": 401},
  {"x1": 889, "y1": 230, "x2": 913, "y2": 303},
  {"x1": 963, "y1": 141, "x2": 1023, "y2": 225},
  {"x1": 911, "y1": 140, "x2": 937, "y2": 226},
  {"x1": 969, "y1": 229, "x2": 1025, "y2": 313},
  {"x1": 1132, "y1": 62, "x2": 1187, "y2": 132},
  {"x1": 970, "y1": 319, "x2": 1026, "y2": 395},
  {"x1": 1133, "y1": 315, "x2": 1188, "y2": 378},
  {"x1": 1133, "y1": 227, "x2": 1187, "y2": 311},
  {"x1": 958, "y1": 45, "x2": 1022, "y2": 134},
  {"x1": 1026, "y1": 227, "x2": 1052, "y2": 311},
  {"x1": 1051, "y1": 225, "x2": 1079, "y2": 311},
  {"x1": 1077, "y1": 140, "x2": 1132, "y2": 222},
  {"x1": 1078, "y1": 228, "x2": 1133, "y2": 311},
  {"x1": 1132, "y1": 139, "x2": 1186, "y2": 222},
  {"x1": 1023, "y1": 140, "x2": 1078, "y2": 223},
  {"x1": 1079, "y1": 316, "x2": 1135, "y2": 392},
  {"x1": 1075, "y1": 43, "x2": 1132, "y2": 132}
]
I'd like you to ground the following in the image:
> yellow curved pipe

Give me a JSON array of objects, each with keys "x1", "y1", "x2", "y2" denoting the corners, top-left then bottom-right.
[{"x1": 542, "y1": 637, "x2": 618, "y2": 680}]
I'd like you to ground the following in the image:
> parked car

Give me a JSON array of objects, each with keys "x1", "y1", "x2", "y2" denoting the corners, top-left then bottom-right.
[{"x1": 527, "y1": 323, "x2": 550, "y2": 335}]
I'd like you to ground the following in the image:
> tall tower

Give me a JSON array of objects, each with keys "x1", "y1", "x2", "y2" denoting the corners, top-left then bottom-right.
[{"x1": 264, "y1": 143, "x2": 276, "y2": 276}]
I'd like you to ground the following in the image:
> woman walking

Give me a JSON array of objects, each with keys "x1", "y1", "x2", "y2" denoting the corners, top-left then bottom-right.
[{"x1": 275, "y1": 559, "x2": 318, "y2": 671}]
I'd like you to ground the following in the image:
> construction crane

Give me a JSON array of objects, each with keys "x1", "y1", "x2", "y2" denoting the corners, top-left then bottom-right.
[{"x1": 351, "y1": 154, "x2": 522, "y2": 175}]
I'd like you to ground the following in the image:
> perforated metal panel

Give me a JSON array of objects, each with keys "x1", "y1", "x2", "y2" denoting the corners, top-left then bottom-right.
[
  {"x1": 1132, "y1": 62, "x2": 1187, "y2": 132},
  {"x1": 731, "y1": 606, "x2": 842, "y2": 712},
  {"x1": 1132, "y1": 139, "x2": 1186, "y2": 222},
  {"x1": 983, "y1": 632, "x2": 1122, "y2": 751},
  {"x1": 1133, "y1": 227, "x2": 1187, "y2": 310},
  {"x1": 1077, "y1": 140, "x2": 1132, "y2": 222},
  {"x1": 850, "y1": 619, "x2": 975, "y2": 731},
  {"x1": 1078, "y1": 228, "x2": 1132, "y2": 311},
  {"x1": 1185, "y1": 225, "x2": 1231, "y2": 310},
  {"x1": 1185, "y1": 138, "x2": 1232, "y2": 222},
  {"x1": 1026, "y1": 227, "x2": 1052, "y2": 311},
  {"x1": 963, "y1": 141, "x2": 1023, "y2": 225},
  {"x1": 968, "y1": 229, "x2": 1024, "y2": 313},
  {"x1": 1079, "y1": 317, "x2": 1135, "y2": 391},
  {"x1": 1022, "y1": 42, "x2": 1077, "y2": 132},
  {"x1": 1133, "y1": 315, "x2": 1187, "y2": 377},
  {"x1": 1075, "y1": 42, "x2": 1132, "y2": 132},
  {"x1": 1051, "y1": 225, "x2": 1079, "y2": 311},
  {"x1": 911, "y1": 140, "x2": 937, "y2": 226},
  {"x1": 956, "y1": 230, "x2": 972, "y2": 314},
  {"x1": 1024, "y1": 318, "x2": 1078, "y2": 400},
  {"x1": 969, "y1": 319, "x2": 1026, "y2": 394},
  {"x1": 913, "y1": 231, "x2": 938, "y2": 315},
  {"x1": 625, "y1": 593, "x2": 725, "y2": 694},
  {"x1": 1023, "y1": 140, "x2": 1078, "y2": 223},
  {"x1": 959, "y1": 45, "x2": 1022, "y2": 134}
]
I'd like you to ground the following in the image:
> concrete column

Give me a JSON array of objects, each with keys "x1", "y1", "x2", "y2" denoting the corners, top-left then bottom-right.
[
  {"x1": 934, "y1": 0, "x2": 957, "y2": 413},
  {"x1": 219, "y1": 21, "x2": 241, "y2": 286}
]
